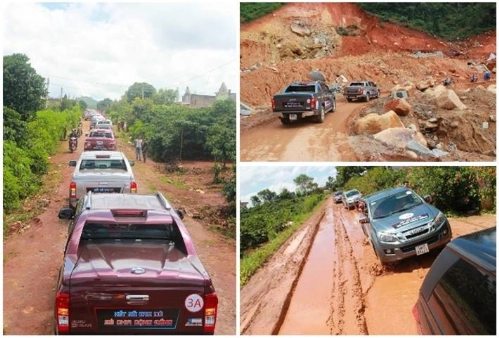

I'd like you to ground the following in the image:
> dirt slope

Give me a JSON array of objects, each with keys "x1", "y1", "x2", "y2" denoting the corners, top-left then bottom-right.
[{"x1": 240, "y1": 3, "x2": 496, "y2": 161}]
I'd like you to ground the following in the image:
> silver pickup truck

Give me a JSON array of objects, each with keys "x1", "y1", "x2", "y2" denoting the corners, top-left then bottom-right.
[
  {"x1": 343, "y1": 81, "x2": 380, "y2": 102},
  {"x1": 68, "y1": 151, "x2": 137, "y2": 209}
]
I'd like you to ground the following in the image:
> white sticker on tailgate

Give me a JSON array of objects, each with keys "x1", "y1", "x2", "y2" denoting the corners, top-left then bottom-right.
[{"x1": 185, "y1": 294, "x2": 204, "y2": 313}]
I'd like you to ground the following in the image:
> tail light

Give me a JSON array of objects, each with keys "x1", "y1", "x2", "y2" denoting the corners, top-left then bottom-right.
[
  {"x1": 271, "y1": 98, "x2": 275, "y2": 110},
  {"x1": 203, "y1": 293, "x2": 218, "y2": 333},
  {"x1": 130, "y1": 181, "x2": 137, "y2": 193},
  {"x1": 310, "y1": 97, "x2": 316, "y2": 108},
  {"x1": 69, "y1": 182, "x2": 76, "y2": 198},
  {"x1": 55, "y1": 292, "x2": 70, "y2": 334}
]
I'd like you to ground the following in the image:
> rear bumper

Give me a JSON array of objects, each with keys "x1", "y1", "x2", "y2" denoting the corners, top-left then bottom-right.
[{"x1": 274, "y1": 110, "x2": 318, "y2": 118}]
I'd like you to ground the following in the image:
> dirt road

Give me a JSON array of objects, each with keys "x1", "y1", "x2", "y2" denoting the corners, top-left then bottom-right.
[
  {"x1": 240, "y1": 98, "x2": 366, "y2": 162},
  {"x1": 240, "y1": 196, "x2": 496, "y2": 335},
  {"x1": 3, "y1": 120, "x2": 236, "y2": 335}
]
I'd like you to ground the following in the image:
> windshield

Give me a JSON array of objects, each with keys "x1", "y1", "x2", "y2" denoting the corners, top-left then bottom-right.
[
  {"x1": 346, "y1": 190, "x2": 360, "y2": 197},
  {"x1": 371, "y1": 191, "x2": 423, "y2": 219}
]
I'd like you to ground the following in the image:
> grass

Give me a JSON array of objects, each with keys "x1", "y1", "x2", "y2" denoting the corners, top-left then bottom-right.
[
  {"x1": 240, "y1": 199, "x2": 326, "y2": 287},
  {"x1": 158, "y1": 176, "x2": 187, "y2": 189}
]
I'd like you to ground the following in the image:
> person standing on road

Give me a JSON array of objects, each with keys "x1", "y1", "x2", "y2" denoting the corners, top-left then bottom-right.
[
  {"x1": 142, "y1": 138, "x2": 148, "y2": 163},
  {"x1": 135, "y1": 135, "x2": 143, "y2": 161}
]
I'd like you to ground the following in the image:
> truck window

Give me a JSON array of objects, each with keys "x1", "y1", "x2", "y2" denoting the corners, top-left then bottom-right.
[
  {"x1": 284, "y1": 85, "x2": 316, "y2": 93},
  {"x1": 429, "y1": 258, "x2": 495, "y2": 334},
  {"x1": 80, "y1": 222, "x2": 188, "y2": 254}
]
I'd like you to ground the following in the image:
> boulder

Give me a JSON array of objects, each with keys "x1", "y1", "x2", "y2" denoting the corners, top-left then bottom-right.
[
  {"x1": 423, "y1": 84, "x2": 447, "y2": 99},
  {"x1": 416, "y1": 77, "x2": 436, "y2": 91},
  {"x1": 487, "y1": 84, "x2": 496, "y2": 94},
  {"x1": 383, "y1": 97, "x2": 411, "y2": 116},
  {"x1": 353, "y1": 111, "x2": 405, "y2": 135},
  {"x1": 373, "y1": 127, "x2": 427, "y2": 149},
  {"x1": 436, "y1": 90, "x2": 467, "y2": 110},
  {"x1": 290, "y1": 21, "x2": 311, "y2": 36},
  {"x1": 406, "y1": 139, "x2": 435, "y2": 158}
]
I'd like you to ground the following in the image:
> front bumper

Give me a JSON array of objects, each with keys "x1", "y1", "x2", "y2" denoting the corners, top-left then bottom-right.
[{"x1": 375, "y1": 220, "x2": 452, "y2": 263}]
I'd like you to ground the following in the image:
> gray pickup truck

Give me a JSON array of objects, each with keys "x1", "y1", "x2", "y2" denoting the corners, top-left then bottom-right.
[
  {"x1": 272, "y1": 81, "x2": 336, "y2": 125},
  {"x1": 343, "y1": 81, "x2": 380, "y2": 102},
  {"x1": 68, "y1": 151, "x2": 137, "y2": 209}
]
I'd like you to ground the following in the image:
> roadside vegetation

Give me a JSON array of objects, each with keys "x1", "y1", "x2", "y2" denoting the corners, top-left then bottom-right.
[
  {"x1": 240, "y1": 166, "x2": 496, "y2": 285},
  {"x1": 3, "y1": 53, "x2": 236, "y2": 238},
  {"x1": 240, "y1": 174, "x2": 327, "y2": 285},
  {"x1": 240, "y1": 2, "x2": 286, "y2": 23},
  {"x1": 3, "y1": 54, "x2": 83, "y2": 225},
  {"x1": 240, "y1": 2, "x2": 495, "y2": 40}
]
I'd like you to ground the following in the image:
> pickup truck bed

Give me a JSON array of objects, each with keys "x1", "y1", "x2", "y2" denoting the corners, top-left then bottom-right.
[{"x1": 272, "y1": 81, "x2": 336, "y2": 124}]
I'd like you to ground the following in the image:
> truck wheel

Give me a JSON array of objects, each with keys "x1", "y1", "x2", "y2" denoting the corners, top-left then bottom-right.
[
  {"x1": 316, "y1": 106, "x2": 325, "y2": 123},
  {"x1": 281, "y1": 117, "x2": 291, "y2": 125},
  {"x1": 365, "y1": 93, "x2": 370, "y2": 102},
  {"x1": 331, "y1": 100, "x2": 336, "y2": 112},
  {"x1": 347, "y1": 98, "x2": 353, "y2": 102}
]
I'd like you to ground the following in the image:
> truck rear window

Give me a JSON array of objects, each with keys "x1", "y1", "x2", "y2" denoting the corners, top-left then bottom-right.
[
  {"x1": 284, "y1": 85, "x2": 315, "y2": 93},
  {"x1": 81, "y1": 222, "x2": 177, "y2": 241},
  {"x1": 80, "y1": 159, "x2": 126, "y2": 170},
  {"x1": 89, "y1": 131, "x2": 113, "y2": 138}
]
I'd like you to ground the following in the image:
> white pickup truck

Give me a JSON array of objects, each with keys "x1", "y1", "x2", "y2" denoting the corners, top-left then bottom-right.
[{"x1": 68, "y1": 151, "x2": 137, "y2": 209}]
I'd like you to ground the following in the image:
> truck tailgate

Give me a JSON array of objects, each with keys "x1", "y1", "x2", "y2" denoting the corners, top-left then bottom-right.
[
  {"x1": 68, "y1": 242, "x2": 209, "y2": 334},
  {"x1": 273, "y1": 93, "x2": 315, "y2": 112}
]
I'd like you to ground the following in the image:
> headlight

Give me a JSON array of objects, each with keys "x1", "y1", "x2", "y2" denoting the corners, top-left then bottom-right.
[
  {"x1": 378, "y1": 232, "x2": 398, "y2": 242},
  {"x1": 429, "y1": 212, "x2": 446, "y2": 229}
]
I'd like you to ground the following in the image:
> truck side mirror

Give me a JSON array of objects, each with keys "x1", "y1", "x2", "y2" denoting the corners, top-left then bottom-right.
[
  {"x1": 58, "y1": 207, "x2": 74, "y2": 219},
  {"x1": 69, "y1": 160, "x2": 77, "y2": 167},
  {"x1": 423, "y1": 195, "x2": 432, "y2": 203}
]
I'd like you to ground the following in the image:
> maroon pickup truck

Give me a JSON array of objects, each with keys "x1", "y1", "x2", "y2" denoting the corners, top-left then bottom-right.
[
  {"x1": 84, "y1": 129, "x2": 116, "y2": 151},
  {"x1": 56, "y1": 192, "x2": 218, "y2": 335}
]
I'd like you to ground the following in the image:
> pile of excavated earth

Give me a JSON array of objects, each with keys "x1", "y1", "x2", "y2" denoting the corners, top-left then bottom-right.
[{"x1": 240, "y1": 2, "x2": 496, "y2": 161}]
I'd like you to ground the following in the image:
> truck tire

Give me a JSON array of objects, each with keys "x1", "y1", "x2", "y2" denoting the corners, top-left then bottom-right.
[
  {"x1": 331, "y1": 99, "x2": 336, "y2": 112},
  {"x1": 315, "y1": 106, "x2": 325, "y2": 123},
  {"x1": 365, "y1": 93, "x2": 370, "y2": 102},
  {"x1": 281, "y1": 116, "x2": 291, "y2": 125},
  {"x1": 347, "y1": 97, "x2": 353, "y2": 102}
]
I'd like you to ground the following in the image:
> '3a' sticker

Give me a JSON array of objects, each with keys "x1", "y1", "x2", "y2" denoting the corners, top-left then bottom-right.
[{"x1": 185, "y1": 294, "x2": 204, "y2": 313}]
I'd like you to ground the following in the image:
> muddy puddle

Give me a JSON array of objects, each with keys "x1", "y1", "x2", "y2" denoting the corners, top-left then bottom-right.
[{"x1": 278, "y1": 206, "x2": 336, "y2": 334}]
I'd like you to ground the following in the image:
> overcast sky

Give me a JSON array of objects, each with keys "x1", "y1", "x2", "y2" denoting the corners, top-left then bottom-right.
[
  {"x1": 3, "y1": 1, "x2": 238, "y2": 101},
  {"x1": 240, "y1": 165, "x2": 338, "y2": 203}
]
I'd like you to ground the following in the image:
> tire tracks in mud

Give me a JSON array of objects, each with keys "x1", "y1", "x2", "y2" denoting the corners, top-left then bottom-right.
[{"x1": 326, "y1": 204, "x2": 369, "y2": 335}]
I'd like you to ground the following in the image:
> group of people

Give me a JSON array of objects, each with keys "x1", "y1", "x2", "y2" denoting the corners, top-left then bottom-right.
[
  {"x1": 444, "y1": 71, "x2": 492, "y2": 86},
  {"x1": 135, "y1": 135, "x2": 148, "y2": 163},
  {"x1": 470, "y1": 71, "x2": 491, "y2": 83}
]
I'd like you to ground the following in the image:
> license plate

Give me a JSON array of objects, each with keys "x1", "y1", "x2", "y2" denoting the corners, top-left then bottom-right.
[
  {"x1": 289, "y1": 114, "x2": 297, "y2": 121},
  {"x1": 415, "y1": 243, "x2": 429, "y2": 255},
  {"x1": 92, "y1": 187, "x2": 114, "y2": 193},
  {"x1": 97, "y1": 141, "x2": 103, "y2": 145}
]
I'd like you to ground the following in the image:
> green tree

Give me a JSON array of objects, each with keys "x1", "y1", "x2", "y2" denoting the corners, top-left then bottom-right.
[
  {"x1": 78, "y1": 99, "x2": 88, "y2": 111},
  {"x1": 153, "y1": 88, "x2": 178, "y2": 105},
  {"x1": 3, "y1": 107, "x2": 27, "y2": 146},
  {"x1": 294, "y1": 174, "x2": 317, "y2": 195},
  {"x1": 97, "y1": 98, "x2": 113, "y2": 111},
  {"x1": 125, "y1": 82, "x2": 157, "y2": 102},
  {"x1": 250, "y1": 195, "x2": 261, "y2": 207},
  {"x1": 3, "y1": 53, "x2": 47, "y2": 121},
  {"x1": 335, "y1": 166, "x2": 367, "y2": 188},
  {"x1": 257, "y1": 189, "x2": 277, "y2": 203}
]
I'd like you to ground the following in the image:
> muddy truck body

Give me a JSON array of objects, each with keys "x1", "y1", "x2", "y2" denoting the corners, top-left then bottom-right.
[
  {"x1": 271, "y1": 81, "x2": 336, "y2": 124},
  {"x1": 343, "y1": 81, "x2": 380, "y2": 102}
]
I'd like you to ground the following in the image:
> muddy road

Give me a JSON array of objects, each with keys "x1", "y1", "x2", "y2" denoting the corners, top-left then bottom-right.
[
  {"x1": 240, "y1": 98, "x2": 366, "y2": 162},
  {"x1": 3, "y1": 120, "x2": 236, "y2": 335},
  {"x1": 240, "y1": 197, "x2": 496, "y2": 335}
]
